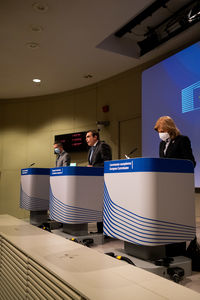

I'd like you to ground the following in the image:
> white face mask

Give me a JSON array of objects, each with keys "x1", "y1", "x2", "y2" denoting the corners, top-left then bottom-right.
[
  {"x1": 54, "y1": 147, "x2": 60, "y2": 154},
  {"x1": 159, "y1": 132, "x2": 170, "y2": 141}
]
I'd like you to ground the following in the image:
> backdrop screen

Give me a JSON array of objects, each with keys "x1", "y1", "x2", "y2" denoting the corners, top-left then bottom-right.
[{"x1": 142, "y1": 41, "x2": 200, "y2": 186}]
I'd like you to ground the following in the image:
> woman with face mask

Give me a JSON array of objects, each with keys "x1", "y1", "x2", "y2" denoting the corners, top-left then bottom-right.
[
  {"x1": 154, "y1": 116, "x2": 199, "y2": 271},
  {"x1": 154, "y1": 116, "x2": 196, "y2": 167}
]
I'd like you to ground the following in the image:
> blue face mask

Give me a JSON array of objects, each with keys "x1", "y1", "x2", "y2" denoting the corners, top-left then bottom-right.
[{"x1": 54, "y1": 148, "x2": 60, "y2": 154}]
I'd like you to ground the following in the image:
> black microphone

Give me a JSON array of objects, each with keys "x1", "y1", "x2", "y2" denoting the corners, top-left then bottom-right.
[
  {"x1": 129, "y1": 147, "x2": 138, "y2": 155},
  {"x1": 28, "y1": 163, "x2": 35, "y2": 168},
  {"x1": 125, "y1": 147, "x2": 138, "y2": 159}
]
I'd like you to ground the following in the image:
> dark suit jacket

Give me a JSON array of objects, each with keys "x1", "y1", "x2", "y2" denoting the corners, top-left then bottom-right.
[
  {"x1": 88, "y1": 141, "x2": 112, "y2": 167},
  {"x1": 159, "y1": 135, "x2": 196, "y2": 167}
]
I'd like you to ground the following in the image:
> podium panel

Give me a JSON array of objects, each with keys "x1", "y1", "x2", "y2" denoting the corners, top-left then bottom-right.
[
  {"x1": 20, "y1": 168, "x2": 50, "y2": 211},
  {"x1": 104, "y1": 158, "x2": 196, "y2": 246},
  {"x1": 50, "y1": 167, "x2": 104, "y2": 224}
]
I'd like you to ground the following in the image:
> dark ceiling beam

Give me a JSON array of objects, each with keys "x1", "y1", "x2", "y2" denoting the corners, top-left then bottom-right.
[{"x1": 114, "y1": 0, "x2": 170, "y2": 38}]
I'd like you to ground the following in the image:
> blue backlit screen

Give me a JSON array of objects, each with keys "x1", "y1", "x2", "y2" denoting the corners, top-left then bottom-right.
[{"x1": 142, "y1": 41, "x2": 200, "y2": 186}]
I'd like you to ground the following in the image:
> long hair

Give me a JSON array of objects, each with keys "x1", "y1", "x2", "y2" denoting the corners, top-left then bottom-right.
[{"x1": 154, "y1": 116, "x2": 180, "y2": 139}]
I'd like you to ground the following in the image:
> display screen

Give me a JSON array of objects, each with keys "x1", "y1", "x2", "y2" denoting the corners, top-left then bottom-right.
[
  {"x1": 55, "y1": 132, "x2": 89, "y2": 152},
  {"x1": 142, "y1": 41, "x2": 200, "y2": 186}
]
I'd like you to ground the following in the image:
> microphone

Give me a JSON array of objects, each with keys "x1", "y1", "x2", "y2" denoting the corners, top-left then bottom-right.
[
  {"x1": 129, "y1": 147, "x2": 138, "y2": 155},
  {"x1": 124, "y1": 147, "x2": 138, "y2": 159},
  {"x1": 28, "y1": 163, "x2": 35, "y2": 168}
]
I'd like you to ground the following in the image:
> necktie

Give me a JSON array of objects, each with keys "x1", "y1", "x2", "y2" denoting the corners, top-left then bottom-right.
[{"x1": 89, "y1": 146, "x2": 95, "y2": 164}]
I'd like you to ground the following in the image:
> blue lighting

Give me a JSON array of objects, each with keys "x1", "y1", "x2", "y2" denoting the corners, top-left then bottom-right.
[{"x1": 142, "y1": 41, "x2": 200, "y2": 186}]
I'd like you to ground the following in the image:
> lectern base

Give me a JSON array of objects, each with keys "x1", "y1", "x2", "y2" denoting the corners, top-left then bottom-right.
[
  {"x1": 30, "y1": 210, "x2": 48, "y2": 226},
  {"x1": 52, "y1": 228, "x2": 104, "y2": 245},
  {"x1": 116, "y1": 248, "x2": 192, "y2": 280},
  {"x1": 124, "y1": 241, "x2": 187, "y2": 260},
  {"x1": 124, "y1": 241, "x2": 166, "y2": 260},
  {"x1": 63, "y1": 223, "x2": 88, "y2": 236}
]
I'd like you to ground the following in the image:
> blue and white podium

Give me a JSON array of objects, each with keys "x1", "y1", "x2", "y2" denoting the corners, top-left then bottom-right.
[
  {"x1": 20, "y1": 168, "x2": 50, "y2": 225},
  {"x1": 50, "y1": 166, "x2": 104, "y2": 235},
  {"x1": 104, "y1": 158, "x2": 196, "y2": 247}
]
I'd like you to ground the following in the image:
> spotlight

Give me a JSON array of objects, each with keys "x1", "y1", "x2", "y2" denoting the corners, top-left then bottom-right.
[
  {"x1": 33, "y1": 78, "x2": 41, "y2": 83},
  {"x1": 188, "y1": 4, "x2": 200, "y2": 23}
]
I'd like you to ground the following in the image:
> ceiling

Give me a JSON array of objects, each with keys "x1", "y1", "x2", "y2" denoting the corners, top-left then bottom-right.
[{"x1": 1, "y1": 0, "x2": 200, "y2": 99}]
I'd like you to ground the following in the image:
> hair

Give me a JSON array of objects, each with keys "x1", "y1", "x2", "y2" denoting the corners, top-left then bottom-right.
[
  {"x1": 54, "y1": 141, "x2": 64, "y2": 148},
  {"x1": 86, "y1": 130, "x2": 99, "y2": 140},
  {"x1": 154, "y1": 116, "x2": 180, "y2": 139}
]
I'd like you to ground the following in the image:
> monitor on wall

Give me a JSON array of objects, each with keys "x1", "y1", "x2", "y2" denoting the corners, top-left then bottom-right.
[
  {"x1": 142, "y1": 41, "x2": 200, "y2": 187},
  {"x1": 55, "y1": 132, "x2": 88, "y2": 152}
]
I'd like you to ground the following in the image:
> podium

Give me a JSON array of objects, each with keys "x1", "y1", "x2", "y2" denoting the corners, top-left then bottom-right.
[
  {"x1": 50, "y1": 166, "x2": 104, "y2": 235},
  {"x1": 104, "y1": 158, "x2": 196, "y2": 259},
  {"x1": 20, "y1": 168, "x2": 50, "y2": 225}
]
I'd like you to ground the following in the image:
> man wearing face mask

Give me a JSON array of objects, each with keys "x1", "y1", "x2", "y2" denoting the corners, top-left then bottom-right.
[
  {"x1": 54, "y1": 141, "x2": 71, "y2": 167},
  {"x1": 154, "y1": 116, "x2": 200, "y2": 271}
]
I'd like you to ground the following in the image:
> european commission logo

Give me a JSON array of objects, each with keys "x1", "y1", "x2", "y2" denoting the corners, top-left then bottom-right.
[
  {"x1": 182, "y1": 81, "x2": 200, "y2": 113},
  {"x1": 22, "y1": 169, "x2": 28, "y2": 175}
]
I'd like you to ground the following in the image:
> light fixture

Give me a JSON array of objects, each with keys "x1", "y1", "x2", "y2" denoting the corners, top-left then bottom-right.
[
  {"x1": 83, "y1": 74, "x2": 93, "y2": 79},
  {"x1": 30, "y1": 25, "x2": 44, "y2": 32},
  {"x1": 26, "y1": 42, "x2": 40, "y2": 49},
  {"x1": 32, "y1": 2, "x2": 49, "y2": 13},
  {"x1": 33, "y1": 79, "x2": 41, "y2": 86},
  {"x1": 112, "y1": 0, "x2": 200, "y2": 57},
  {"x1": 33, "y1": 78, "x2": 41, "y2": 83},
  {"x1": 188, "y1": 4, "x2": 200, "y2": 23}
]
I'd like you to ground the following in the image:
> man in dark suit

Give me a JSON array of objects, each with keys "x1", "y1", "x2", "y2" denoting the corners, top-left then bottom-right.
[
  {"x1": 86, "y1": 130, "x2": 112, "y2": 233},
  {"x1": 86, "y1": 130, "x2": 112, "y2": 167}
]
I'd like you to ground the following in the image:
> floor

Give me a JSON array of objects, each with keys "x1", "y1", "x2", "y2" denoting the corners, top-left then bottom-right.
[
  {"x1": 182, "y1": 216, "x2": 200, "y2": 294},
  {"x1": 52, "y1": 217, "x2": 200, "y2": 295}
]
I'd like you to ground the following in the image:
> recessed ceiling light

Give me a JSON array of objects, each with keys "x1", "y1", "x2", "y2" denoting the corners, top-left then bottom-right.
[
  {"x1": 33, "y1": 78, "x2": 41, "y2": 83},
  {"x1": 26, "y1": 42, "x2": 40, "y2": 49},
  {"x1": 32, "y1": 2, "x2": 49, "y2": 13},
  {"x1": 30, "y1": 25, "x2": 44, "y2": 32},
  {"x1": 83, "y1": 74, "x2": 93, "y2": 79}
]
